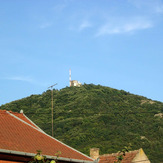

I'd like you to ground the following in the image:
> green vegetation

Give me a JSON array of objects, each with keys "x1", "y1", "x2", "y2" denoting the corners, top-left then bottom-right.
[
  {"x1": 0, "y1": 84, "x2": 163, "y2": 163},
  {"x1": 29, "y1": 150, "x2": 61, "y2": 163},
  {"x1": 114, "y1": 146, "x2": 131, "y2": 163}
]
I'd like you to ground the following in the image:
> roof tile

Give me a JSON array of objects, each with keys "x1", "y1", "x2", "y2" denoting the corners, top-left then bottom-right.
[
  {"x1": 99, "y1": 150, "x2": 138, "y2": 163},
  {"x1": 0, "y1": 110, "x2": 93, "y2": 161}
]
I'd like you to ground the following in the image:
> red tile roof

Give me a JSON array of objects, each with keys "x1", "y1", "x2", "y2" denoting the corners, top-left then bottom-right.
[
  {"x1": 0, "y1": 161, "x2": 23, "y2": 163},
  {"x1": 99, "y1": 150, "x2": 139, "y2": 163},
  {"x1": 0, "y1": 110, "x2": 93, "y2": 162},
  {"x1": 7, "y1": 111, "x2": 40, "y2": 130}
]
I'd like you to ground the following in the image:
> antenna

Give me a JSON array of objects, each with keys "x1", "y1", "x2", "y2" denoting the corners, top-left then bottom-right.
[
  {"x1": 48, "y1": 83, "x2": 57, "y2": 137},
  {"x1": 69, "y1": 69, "x2": 71, "y2": 87}
]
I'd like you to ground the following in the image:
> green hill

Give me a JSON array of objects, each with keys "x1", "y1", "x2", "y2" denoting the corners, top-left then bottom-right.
[{"x1": 0, "y1": 84, "x2": 163, "y2": 163}]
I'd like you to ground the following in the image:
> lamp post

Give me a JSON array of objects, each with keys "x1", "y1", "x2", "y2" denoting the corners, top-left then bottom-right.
[{"x1": 48, "y1": 83, "x2": 57, "y2": 137}]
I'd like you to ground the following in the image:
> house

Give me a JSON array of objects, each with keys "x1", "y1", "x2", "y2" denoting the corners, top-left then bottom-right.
[
  {"x1": 90, "y1": 148, "x2": 150, "y2": 163},
  {"x1": 0, "y1": 110, "x2": 94, "y2": 163}
]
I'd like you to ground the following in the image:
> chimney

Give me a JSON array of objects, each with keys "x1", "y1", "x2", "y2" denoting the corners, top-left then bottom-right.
[{"x1": 90, "y1": 148, "x2": 99, "y2": 160}]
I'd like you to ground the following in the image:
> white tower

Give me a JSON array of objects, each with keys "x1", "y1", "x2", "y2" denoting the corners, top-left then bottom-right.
[{"x1": 69, "y1": 69, "x2": 71, "y2": 87}]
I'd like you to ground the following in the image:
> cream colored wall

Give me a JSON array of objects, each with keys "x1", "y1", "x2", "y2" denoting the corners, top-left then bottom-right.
[
  {"x1": 70, "y1": 80, "x2": 81, "y2": 87},
  {"x1": 132, "y1": 148, "x2": 150, "y2": 163},
  {"x1": 90, "y1": 148, "x2": 99, "y2": 160}
]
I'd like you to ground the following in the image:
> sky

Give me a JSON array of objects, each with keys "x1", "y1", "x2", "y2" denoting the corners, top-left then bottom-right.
[{"x1": 0, "y1": 0, "x2": 163, "y2": 105}]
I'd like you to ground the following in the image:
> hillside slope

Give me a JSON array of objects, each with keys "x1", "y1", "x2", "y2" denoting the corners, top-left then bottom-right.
[{"x1": 0, "y1": 84, "x2": 163, "y2": 162}]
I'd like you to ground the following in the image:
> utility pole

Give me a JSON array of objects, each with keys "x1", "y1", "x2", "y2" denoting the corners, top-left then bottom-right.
[{"x1": 48, "y1": 83, "x2": 57, "y2": 137}]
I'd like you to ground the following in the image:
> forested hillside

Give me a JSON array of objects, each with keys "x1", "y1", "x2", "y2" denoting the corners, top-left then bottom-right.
[{"x1": 0, "y1": 84, "x2": 163, "y2": 163}]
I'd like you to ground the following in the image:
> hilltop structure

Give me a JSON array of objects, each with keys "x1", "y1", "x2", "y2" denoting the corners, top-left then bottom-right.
[{"x1": 69, "y1": 69, "x2": 82, "y2": 87}]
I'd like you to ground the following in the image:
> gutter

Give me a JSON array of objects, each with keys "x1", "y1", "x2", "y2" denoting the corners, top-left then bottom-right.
[{"x1": 0, "y1": 149, "x2": 94, "y2": 163}]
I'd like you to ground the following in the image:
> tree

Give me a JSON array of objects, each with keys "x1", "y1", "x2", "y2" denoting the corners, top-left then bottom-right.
[{"x1": 29, "y1": 150, "x2": 61, "y2": 163}]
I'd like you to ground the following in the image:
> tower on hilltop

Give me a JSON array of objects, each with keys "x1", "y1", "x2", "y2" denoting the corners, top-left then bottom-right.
[{"x1": 69, "y1": 69, "x2": 82, "y2": 87}]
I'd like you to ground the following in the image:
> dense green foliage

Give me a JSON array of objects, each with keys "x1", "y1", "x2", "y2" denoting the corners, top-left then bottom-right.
[{"x1": 0, "y1": 84, "x2": 163, "y2": 163}]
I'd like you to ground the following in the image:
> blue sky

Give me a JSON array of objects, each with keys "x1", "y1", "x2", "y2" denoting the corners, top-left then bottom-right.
[{"x1": 0, "y1": 0, "x2": 163, "y2": 105}]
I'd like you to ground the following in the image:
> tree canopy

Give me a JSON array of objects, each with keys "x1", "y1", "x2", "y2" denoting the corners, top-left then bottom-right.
[{"x1": 1, "y1": 84, "x2": 163, "y2": 163}]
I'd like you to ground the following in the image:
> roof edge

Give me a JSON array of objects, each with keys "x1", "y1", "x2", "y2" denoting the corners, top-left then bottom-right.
[
  {"x1": 5, "y1": 111, "x2": 93, "y2": 162},
  {"x1": 23, "y1": 113, "x2": 44, "y2": 132},
  {"x1": 40, "y1": 130, "x2": 94, "y2": 161},
  {"x1": 6, "y1": 111, "x2": 45, "y2": 134},
  {"x1": 100, "y1": 149, "x2": 139, "y2": 157},
  {"x1": 0, "y1": 149, "x2": 94, "y2": 163}
]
